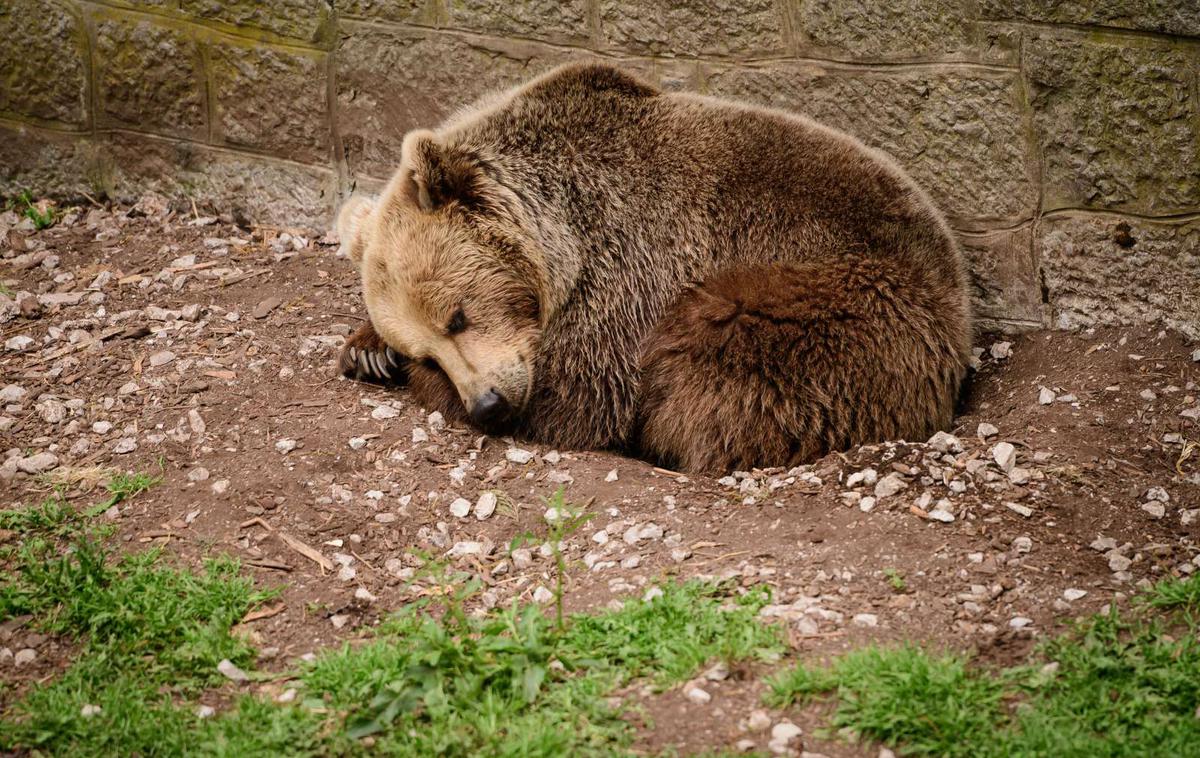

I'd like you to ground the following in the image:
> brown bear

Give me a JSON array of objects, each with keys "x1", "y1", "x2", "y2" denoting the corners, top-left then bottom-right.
[{"x1": 336, "y1": 62, "x2": 971, "y2": 474}]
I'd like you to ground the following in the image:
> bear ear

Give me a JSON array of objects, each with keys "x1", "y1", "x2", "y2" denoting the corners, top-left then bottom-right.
[
  {"x1": 335, "y1": 195, "x2": 376, "y2": 263},
  {"x1": 399, "y1": 130, "x2": 490, "y2": 213}
]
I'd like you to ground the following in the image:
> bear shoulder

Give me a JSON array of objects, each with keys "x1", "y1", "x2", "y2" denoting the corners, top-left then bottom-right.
[{"x1": 520, "y1": 62, "x2": 660, "y2": 103}]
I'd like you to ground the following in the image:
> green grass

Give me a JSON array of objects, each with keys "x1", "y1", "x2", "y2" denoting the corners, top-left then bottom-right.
[
  {"x1": 0, "y1": 488, "x2": 788, "y2": 756},
  {"x1": 767, "y1": 574, "x2": 1200, "y2": 757},
  {"x1": 16, "y1": 190, "x2": 56, "y2": 230},
  {"x1": 882, "y1": 568, "x2": 907, "y2": 593}
]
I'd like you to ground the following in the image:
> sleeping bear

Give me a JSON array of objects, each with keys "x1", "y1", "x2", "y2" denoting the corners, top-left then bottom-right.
[{"x1": 335, "y1": 62, "x2": 971, "y2": 474}]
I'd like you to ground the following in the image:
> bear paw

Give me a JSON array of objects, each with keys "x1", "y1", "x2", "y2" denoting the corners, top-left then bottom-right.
[{"x1": 339, "y1": 324, "x2": 406, "y2": 384}]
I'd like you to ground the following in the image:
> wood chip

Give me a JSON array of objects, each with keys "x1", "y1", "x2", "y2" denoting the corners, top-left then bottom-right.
[
  {"x1": 278, "y1": 532, "x2": 333, "y2": 572},
  {"x1": 240, "y1": 603, "x2": 286, "y2": 624},
  {"x1": 246, "y1": 559, "x2": 293, "y2": 572},
  {"x1": 203, "y1": 369, "x2": 237, "y2": 380}
]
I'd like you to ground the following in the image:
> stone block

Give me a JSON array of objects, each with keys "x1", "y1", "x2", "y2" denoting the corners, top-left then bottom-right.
[
  {"x1": 0, "y1": 0, "x2": 88, "y2": 125},
  {"x1": 337, "y1": 0, "x2": 430, "y2": 23},
  {"x1": 1025, "y1": 34, "x2": 1200, "y2": 215},
  {"x1": 600, "y1": 0, "x2": 785, "y2": 57},
  {"x1": 706, "y1": 64, "x2": 1036, "y2": 224},
  {"x1": 1038, "y1": 214, "x2": 1200, "y2": 339},
  {"x1": 179, "y1": 0, "x2": 332, "y2": 44},
  {"x1": 95, "y1": 16, "x2": 206, "y2": 140},
  {"x1": 337, "y1": 25, "x2": 573, "y2": 178},
  {"x1": 982, "y1": 0, "x2": 1200, "y2": 37},
  {"x1": 0, "y1": 124, "x2": 100, "y2": 200},
  {"x1": 103, "y1": 133, "x2": 336, "y2": 227},
  {"x1": 793, "y1": 0, "x2": 1003, "y2": 63},
  {"x1": 446, "y1": 0, "x2": 591, "y2": 44},
  {"x1": 210, "y1": 41, "x2": 329, "y2": 163},
  {"x1": 958, "y1": 226, "x2": 1041, "y2": 328}
]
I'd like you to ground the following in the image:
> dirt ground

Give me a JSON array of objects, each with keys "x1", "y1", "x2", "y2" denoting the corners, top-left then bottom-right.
[{"x1": 2, "y1": 200, "x2": 1198, "y2": 756}]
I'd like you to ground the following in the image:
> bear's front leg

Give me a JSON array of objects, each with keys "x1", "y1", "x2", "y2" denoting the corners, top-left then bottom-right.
[{"x1": 338, "y1": 322, "x2": 409, "y2": 384}]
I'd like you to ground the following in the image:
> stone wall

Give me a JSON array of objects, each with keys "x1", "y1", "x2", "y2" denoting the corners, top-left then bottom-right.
[{"x1": 2, "y1": 1, "x2": 1198, "y2": 335}]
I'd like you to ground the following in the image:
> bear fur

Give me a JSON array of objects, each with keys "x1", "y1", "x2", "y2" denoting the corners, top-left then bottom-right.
[{"x1": 337, "y1": 62, "x2": 971, "y2": 474}]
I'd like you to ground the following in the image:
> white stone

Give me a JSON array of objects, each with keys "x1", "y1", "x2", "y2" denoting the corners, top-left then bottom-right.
[
  {"x1": 747, "y1": 710, "x2": 772, "y2": 732},
  {"x1": 1063, "y1": 588, "x2": 1088, "y2": 602},
  {"x1": 511, "y1": 548, "x2": 533, "y2": 569},
  {"x1": 1012, "y1": 536, "x2": 1033, "y2": 553},
  {"x1": 605, "y1": 469, "x2": 619, "y2": 482},
  {"x1": 217, "y1": 659, "x2": 248, "y2": 682},
  {"x1": 858, "y1": 496, "x2": 877, "y2": 513},
  {"x1": 1141, "y1": 502, "x2": 1166, "y2": 520},
  {"x1": 16, "y1": 452, "x2": 58, "y2": 474},
  {"x1": 976, "y1": 422, "x2": 999, "y2": 439},
  {"x1": 1009, "y1": 616, "x2": 1033, "y2": 629},
  {"x1": 991, "y1": 442, "x2": 1016, "y2": 472},
  {"x1": 506, "y1": 447, "x2": 534, "y2": 464},
  {"x1": 411, "y1": 427, "x2": 429, "y2": 443},
  {"x1": 354, "y1": 586, "x2": 377, "y2": 603},
  {"x1": 927, "y1": 508, "x2": 955, "y2": 523},
  {"x1": 274, "y1": 438, "x2": 298, "y2": 454},
  {"x1": 80, "y1": 704, "x2": 102, "y2": 717},
  {"x1": 1005, "y1": 502, "x2": 1034, "y2": 518},
  {"x1": 1145, "y1": 486, "x2": 1170, "y2": 503},
  {"x1": 0, "y1": 384, "x2": 27, "y2": 404},
  {"x1": 5, "y1": 335, "x2": 33, "y2": 351},
  {"x1": 1038, "y1": 387, "x2": 1056, "y2": 405},
  {"x1": 474, "y1": 491, "x2": 497, "y2": 520},
  {"x1": 874, "y1": 473, "x2": 908, "y2": 498},
  {"x1": 148, "y1": 350, "x2": 175, "y2": 367},
  {"x1": 684, "y1": 684, "x2": 712, "y2": 704},
  {"x1": 532, "y1": 586, "x2": 554, "y2": 604},
  {"x1": 449, "y1": 498, "x2": 471, "y2": 518},
  {"x1": 371, "y1": 405, "x2": 399, "y2": 420},
  {"x1": 770, "y1": 722, "x2": 803, "y2": 743},
  {"x1": 927, "y1": 431, "x2": 962, "y2": 453},
  {"x1": 989, "y1": 341, "x2": 1012, "y2": 360},
  {"x1": 348, "y1": 436, "x2": 367, "y2": 450},
  {"x1": 852, "y1": 613, "x2": 879, "y2": 627}
]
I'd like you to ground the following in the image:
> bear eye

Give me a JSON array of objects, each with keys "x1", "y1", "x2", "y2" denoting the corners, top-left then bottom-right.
[{"x1": 445, "y1": 307, "x2": 467, "y2": 336}]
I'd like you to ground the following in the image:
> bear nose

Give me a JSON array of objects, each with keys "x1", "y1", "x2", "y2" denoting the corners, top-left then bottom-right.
[{"x1": 469, "y1": 388, "x2": 511, "y2": 428}]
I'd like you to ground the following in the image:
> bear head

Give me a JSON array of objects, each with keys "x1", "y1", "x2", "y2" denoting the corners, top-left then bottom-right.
[{"x1": 337, "y1": 130, "x2": 550, "y2": 431}]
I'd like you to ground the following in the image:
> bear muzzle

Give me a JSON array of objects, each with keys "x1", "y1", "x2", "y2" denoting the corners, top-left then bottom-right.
[{"x1": 468, "y1": 387, "x2": 514, "y2": 430}]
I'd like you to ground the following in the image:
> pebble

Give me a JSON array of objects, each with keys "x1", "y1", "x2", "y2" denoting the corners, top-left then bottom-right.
[
  {"x1": 1005, "y1": 502, "x2": 1034, "y2": 518},
  {"x1": 371, "y1": 405, "x2": 399, "y2": 420},
  {"x1": 770, "y1": 722, "x2": 803, "y2": 744},
  {"x1": 354, "y1": 587, "x2": 377, "y2": 603},
  {"x1": 512, "y1": 548, "x2": 534, "y2": 569},
  {"x1": 1012, "y1": 536, "x2": 1033, "y2": 553},
  {"x1": 1139, "y1": 389, "x2": 1157, "y2": 401},
  {"x1": 474, "y1": 491, "x2": 497, "y2": 520},
  {"x1": 852, "y1": 613, "x2": 879, "y2": 627},
  {"x1": 274, "y1": 438, "x2": 298, "y2": 454},
  {"x1": 506, "y1": 447, "x2": 534, "y2": 464},
  {"x1": 1141, "y1": 502, "x2": 1166, "y2": 519},
  {"x1": 874, "y1": 472, "x2": 908, "y2": 498},
  {"x1": 4, "y1": 335, "x2": 33, "y2": 351},
  {"x1": 991, "y1": 442, "x2": 1016, "y2": 472},
  {"x1": 196, "y1": 705, "x2": 216, "y2": 719},
  {"x1": 1192, "y1": 349, "x2": 1200, "y2": 363},
  {"x1": 111, "y1": 434, "x2": 137, "y2": 453},
  {"x1": 927, "y1": 508, "x2": 955, "y2": 523},
  {"x1": 212, "y1": 479, "x2": 230, "y2": 495},
  {"x1": 1063, "y1": 588, "x2": 1088, "y2": 601},
  {"x1": 187, "y1": 467, "x2": 210, "y2": 482},
  {"x1": 251, "y1": 297, "x2": 282, "y2": 319},
  {"x1": 411, "y1": 427, "x2": 429, "y2": 443},
  {"x1": 927, "y1": 431, "x2": 962, "y2": 453},
  {"x1": 0, "y1": 384, "x2": 27, "y2": 404},
  {"x1": 1145, "y1": 487, "x2": 1169, "y2": 503},
  {"x1": 1009, "y1": 617, "x2": 1033, "y2": 629},
  {"x1": 846, "y1": 467, "x2": 877, "y2": 488},
  {"x1": 858, "y1": 496, "x2": 877, "y2": 513},
  {"x1": 148, "y1": 350, "x2": 175, "y2": 367},
  {"x1": 1038, "y1": 387, "x2": 1056, "y2": 405},
  {"x1": 976, "y1": 422, "x2": 999, "y2": 439},
  {"x1": 449, "y1": 498, "x2": 471, "y2": 518},
  {"x1": 747, "y1": 710, "x2": 772, "y2": 732},
  {"x1": 683, "y1": 684, "x2": 712, "y2": 704},
  {"x1": 447, "y1": 541, "x2": 486, "y2": 558},
  {"x1": 348, "y1": 436, "x2": 367, "y2": 450},
  {"x1": 989, "y1": 341, "x2": 1012, "y2": 360},
  {"x1": 13, "y1": 648, "x2": 36, "y2": 666},
  {"x1": 532, "y1": 586, "x2": 554, "y2": 604},
  {"x1": 1108, "y1": 553, "x2": 1133, "y2": 573},
  {"x1": 80, "y1": 704, "x2": 102, "y2": 717},
  {"x1": 217, "y1": 659, "x2": 249, "y2": 683},
  {"x1": 605, "y1": 469, "x2": 619, "y2": 482},
  {"x1": 16, "y1": 452, "x2": 58, "y2": 474}
]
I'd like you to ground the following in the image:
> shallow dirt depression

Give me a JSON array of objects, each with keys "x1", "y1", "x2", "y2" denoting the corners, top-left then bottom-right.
[{"x1": 0, "y1": 203, "x2": 1198, "y2": 754}]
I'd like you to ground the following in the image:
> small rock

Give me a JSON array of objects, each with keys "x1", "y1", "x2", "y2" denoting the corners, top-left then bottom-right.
[
  {"x1": 196, "y1": 705, "x2": 216, "y2": 719},
  {"x1": 927, "y1": 508, "x2": 955, "y2": 523},
  {"x1": 371, "y1": 405, "x2": 399, "y2": 420},
  {"x1": 1063, "y1": 588, "x2": 1088, "y2": 601},
  {"x1": 858, "y1": 496, "x2": 877, "y2": 513},
  {"x1": 217, "y1": 659, "x2": 248, "y2": 683},
  {"x1": 976, "y1": 422, "x2": 999, "y2": 439},
  {"x1": 211, "y1": 479, "x2": 230, "y2": 495},
  {"x1": 684, "y1": 684, "x2": 712, "y2": 704},
  {"x1": 533, "y1": 586, "x2": 554, "y2": 604},
  {"x1": 1108, "y1": 553, "x2": 1133, "y2": 573},
  {"x1": 605, "y1": 469, "x2": 619, "y2": 482},
  {"x1": 1005, "y1": 502, "x2": 1034, "y2": 518},
  {"x1": 4, "y1": 335, "x2": 33, "y2": 352},
  {"x1": 274, "y1": 439, "x2": 298, "y2": 454},
  {"x1": 474, "y1": 491, "x2": 498, "y2": 520},
  {"x1": 447, "y1": 541, "x2": 486, "y2": 558},
  {"x1": 1141, "y1": 502, "x2": 1166, "y2": 520},
  {"x1": 1038, "y1": 387, "x2": 1056, "y2": 405},
  {"x1": 1012, "y1": 536, "x2": 1033, "y2": 554},
  {"x1": 927, "y1": 431, "x2": 962, "y2": 453},
  {"x1": 511, "y1": 548, "x2": 534, "y2": 569},
  {"x1": 80, "y1": 704, "x2": 102, "y2": 718},
  {"x1": 506, "y1": 447, "x2": 534, "y2": 464},
  {"x1": 16, "y1": 452, "x2": 58, "y2": 474},
  {"x1": 411, "y1": 427, "x2": 429, "y2": 443},
  {"x1": 991, "y1": 441, "x2": 1016, "y2": 472},
  {"x1": 187, "y1": 467, "x2": 210, "y2": 483},
  {"x1": 1139, "y1": 388, "x2": 1157, "y2": 402},
  {"x1": 449, "y1": 498, "x2": 471, "y2": 518},
  {"x1": 1145, "y1": 486, "x2": 1170, "y2": 503},
  {"x1": 0, "y1": 384, "x2": 27, "y2": 404},
  {"x1": 148, "y1": 350, "x2": 175, "y2": 367},
  {"x1": 989, "y1": 341, "x2": 1012, "y2": 360},
  {"x1": 13, "y1": 648, "x2": 36, "y2": 666},
  {"x1": 354, "y1": 587, "x2": 377, "y2": 603},
  {"x1": 853, "y1": 613, "x2": 879, "y2": 627},
  {"x1": 747, "y1": 710, "x2": 772, "y2": 732},
  {"x1": 348, "y1": 436, "x2": 367, "y2": 450},
  {"x1": 771, "y1": 722, "x2": 803, "y2": 743},
  {"x1": 251, "y1": 297, "x2": 282, "y2": 319},
  {"x1": 1009, "y1": 617, "x2": 1033, "y2": 629},
  {"x1": 874, "y1": 472, "x2": 908, "y2": 498},
  {"x1": 1008, "y1": 467, "x2": 1031, "y2": 485}
]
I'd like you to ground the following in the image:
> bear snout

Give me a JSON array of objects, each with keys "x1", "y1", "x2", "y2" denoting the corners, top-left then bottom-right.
[{"x1": 468, "y1": 388, "x2": 513, "y2": 429}]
